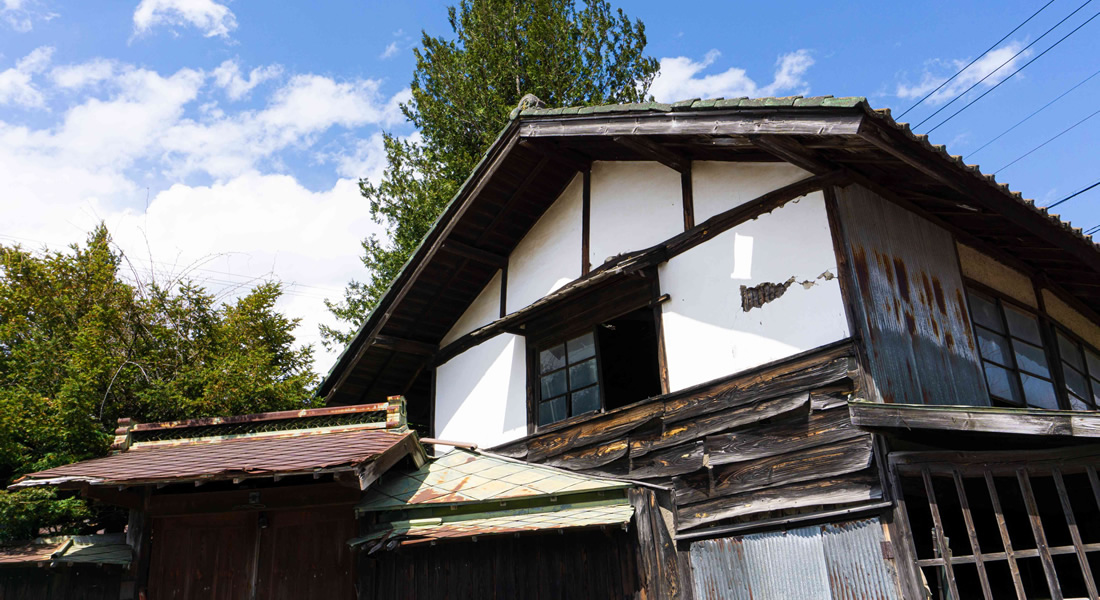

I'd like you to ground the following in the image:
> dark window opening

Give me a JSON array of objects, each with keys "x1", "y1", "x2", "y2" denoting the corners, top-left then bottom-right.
[
  {"x1": 1055, "y1": 328, "x2": 1100, "y2": 410},
  {"x1": 968, "y1": 289, "x2": 1058, "y2": 409},
  {"x1": 534, "y1": 306, "x2": 661, "y2": 428},
  {"x1": 898, "y1": 461, "x2": 1100, "y2": 600}
]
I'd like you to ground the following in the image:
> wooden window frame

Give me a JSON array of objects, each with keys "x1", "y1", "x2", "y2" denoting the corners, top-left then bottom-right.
[
  {"x1": 531, "y1": 329, "x2": 605, "y2": 428},
  {"x1": 964, "y1": 279, "x2": 1100, "y2": 411}
]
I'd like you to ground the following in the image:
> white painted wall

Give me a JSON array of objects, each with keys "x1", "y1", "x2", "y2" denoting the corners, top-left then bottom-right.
[
  {"x1": 659, "y1": 191, "x2": 849, "y2": 391},
  {"x1": 434, "y1": 333, "x2": 528, "y2": 448},
  {"x1": 692, "y1": 162, "x2": 812, "y2": 222},
  {"x1": 589, "y1": 161, "x2": 682, "y2": 268},
  {"x1": 441, "y1": 269, "x2": 502, "y2": 346},
  {"x1": 507, "y1": 174, "x2": 583, "y2": 313}
]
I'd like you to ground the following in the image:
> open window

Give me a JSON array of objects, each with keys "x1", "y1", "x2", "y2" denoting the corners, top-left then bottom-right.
[{"x1": 526, "y1": 273, "x2": 666, "y2": 430}]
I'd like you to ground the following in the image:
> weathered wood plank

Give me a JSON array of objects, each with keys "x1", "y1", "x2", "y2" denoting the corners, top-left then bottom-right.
[
  {"x1": 1017, "y1": 469, "x2": 1063, "y2": 600},
  {"x1": 629, "y1": 441, "x2": 704, "y2": 479},
  {"x1": 952, "y1": 469, "x2": 993, "y2": 600},
  {"x1": 1053, "y1": 468, "x2": 1099, "y2": 600},
  {"x1": 676, "y1": 472, "x2": 881, "y2": 530},
  {"x1": 706, "y1": 406, "x2": 862, "y2": 465},
  {"x1": 922, "y1": 469, "x2": 960, "y2": 600},
  {"x1": 675, "y1": 434, "x2": 873, "y2": 505},
  {"x1": 849, "y1": 401, "x2": 1100, "y2": 437},
  {"x1": 543, "y1": 439, "x2": 629, "y2": 471},
  {"x1": 518, "y1": 112, "x2": 865, "y2": 139},
  {"x1": 664, "y1": 357, "x2": 852, "y2": 423},
  {"x1": 526, "y1": 402, "x2": 664, "y2": 462},
  {"x1": 629, "y1": 488, "x2": 682, "y2": 600},
  {"x1": 985, "y1": 471, "x2": 1027, "y2": 600},
  {"x1": 890, "y1": 444, "x2": 1100, "y2": 476},
  {"x1": 629, "y1": 392, "x2": 809, "y2": 458}
]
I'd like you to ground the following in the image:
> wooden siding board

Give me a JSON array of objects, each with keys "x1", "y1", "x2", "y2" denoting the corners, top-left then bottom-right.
[{"x1": 835, "y1": 183, "x2": 989, "y2": 406}]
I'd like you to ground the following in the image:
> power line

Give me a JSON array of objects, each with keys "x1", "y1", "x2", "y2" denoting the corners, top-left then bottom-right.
[
  {"x1": 897, "y1": 0, "x2": 1057, "y2": 119},
  {"x1": 968, "y1": 66, "x2": 1100, "y2": 158},
  {"x1": 913, "y1": 0, "x2": 1095, "y2": 131},
  {"x1": 925, "y1": 8, "x2": 1100, "y2": 134},
  {"x1": 1086, "y1": 223, "x2": 1100, "y2": 235},
  {"x1": 1047, "y1": 178, "x2": 1100, "y2": 209},
  {"x1": 993, "y1": 107, "x2": 1100, "y2": 173}
]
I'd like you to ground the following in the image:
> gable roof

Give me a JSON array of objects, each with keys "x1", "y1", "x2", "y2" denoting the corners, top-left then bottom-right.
[{"x1": 321, "y1": 95, "x2": 1100, "y2": 413}]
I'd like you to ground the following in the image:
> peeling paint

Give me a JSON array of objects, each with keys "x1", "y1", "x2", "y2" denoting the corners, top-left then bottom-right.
[{"x1": 740, "y1": 270, "x2": 838, "y2": 312}]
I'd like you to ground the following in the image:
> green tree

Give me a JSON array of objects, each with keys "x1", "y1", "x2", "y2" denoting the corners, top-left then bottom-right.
[
  {"x1": 0, "y1": 226, "x2": 318, "y2": 543},
  {"x1": 322, "y1": 0, "x2": 659, "y2": 347}
]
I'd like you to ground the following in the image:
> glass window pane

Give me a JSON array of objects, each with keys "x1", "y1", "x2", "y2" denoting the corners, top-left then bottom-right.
[
  {"x1": 1069, "y1": 395, "x2": 1092, "y2": 410},
  {"x1": 1093, "y1": 377, "x2": 1100, "y2": 407},
  {"x1": 1004, "y1": 305, "x2": 1042, "y2": 345},
  {"x1": 566, "y1": 332, "x2": 595, "y2": 363},
  {"x1": 539, "y1": 344, "x2": 565, "y2": 374},
  {"x1": 568, "y1": 358, "x2": 598, "y2": 390},
  {"x1": 1063, "y1": 364, "x2": 1088, "y2": 400},
  {"x1": 1022, "y1": 374, "x2": 1059, "y2": 410},
  {"x1": 1012, "y1": 340, "x2": 1050, "y2": 378},
  {"x1": 1057, "y1": 331, "x2": 1084, "y2": 371},
  {"x1": 968, "y1": 292, "x2": 1003, "y2": 332},
  {"x1": 1086, "y1": 349, "x2": 1100, "y2": 379},
  {"x1": 976, "y1": 327, "x2": 1012, "y2": 366},
  {"x1": 985, "y1": 364, "x2": 1022, "y2": 404},
  {"x1": 540, "y1": 370, "x2": 567, "y2": 400},
  {"x1": 571, "y1": 385, "x2": 600, "y2": 416},
  {"x1": 539, "y1": 396, "x2": 567, "y2": 426}
]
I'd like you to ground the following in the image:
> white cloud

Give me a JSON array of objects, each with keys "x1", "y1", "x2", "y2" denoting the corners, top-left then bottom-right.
[
  {"x1": 0, "y1": 46, "x2": 53, "y2": 107},
  {"x1": 650, "y1": 49, "x2": 814, "y2": 102},
  {"x1": 380, "y1": 42, "x2": 400, "y2": 60},
  {"x1": 212, "y1": 59, "x2": 283, "y2": 100},
  {"x1": 896, "y1": 41, "x2": 1031, "y2": 104},
  {"x1": 0, "y1": 53, "x2": 411, "y2": 374},
  {"x1": 133, "y1": 0, "x2": 237, "y2": 38},
  {"x1": 1, "y1": 0, "x2": 57, "y2": 32}
]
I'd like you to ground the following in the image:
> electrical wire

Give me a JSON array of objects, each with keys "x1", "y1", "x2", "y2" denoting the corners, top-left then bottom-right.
[
  {"x1": 913, "y1": 0, "x2": 1095, "y2": 131},
  {"x1": 968, "y1": 66, "x2": 1100, "y2": 158},
  {"x1": 925, "y1": 8, "x2": 1100, "y2": 134},
  {"x1": 1048, "y1": 178, "x2": 1100, "y2": 209},
  {"x1": 993, "y1": 107, "x2": 1100, "y2": 173},
  {"x1": 897, "y1": 0, "x2": 1057, "y2": 119}
]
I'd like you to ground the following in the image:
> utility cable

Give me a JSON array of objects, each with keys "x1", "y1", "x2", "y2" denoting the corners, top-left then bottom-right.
[
  {"x1": 1047, "y1": 178, "x2": 1100, "y2": 209},
  {"x1": 913, "y1": 0, "x2": 1094, "y2": 130},
  {"x1": 925, "y1": 8, "x2": 1100, "y2": 134},
  {"x1": 1086, "y1": 223, "x2": 1100, "y2": 235},
  {"x1": 968, "y1": 66, "x2": 1100, "y2": 158},
  {"x1": 897, "y1": 0, "x2": 1057, "y2": 119},
  {"x1": 993, "y1": 107, "x2": 1100, "y2": 173}
]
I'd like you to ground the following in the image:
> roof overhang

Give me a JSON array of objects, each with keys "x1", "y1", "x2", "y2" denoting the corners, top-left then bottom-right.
[{"x1": 321, "y1": 96, "x2": 1100, "y2": 413}]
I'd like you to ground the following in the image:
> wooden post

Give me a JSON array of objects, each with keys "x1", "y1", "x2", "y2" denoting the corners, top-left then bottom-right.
[
  {"x1": 985, "y1": 471, "x2": 1027, "y2": 600},
  {"x1": 1017, "y1": 469, "x2": 1063, "y2": 600},
  {"x1": 921, "y1": 468, "x2": 959, "y2": 600},
  {"x1": 952, "y1": 469, "x2": 993, "y2": 599},
  {"x1": 385, "y1": 396, "x2": 407, "y2": 430},
  {"x1": 1053, "y1": 468, "x2": 1098, "y2": 600}
]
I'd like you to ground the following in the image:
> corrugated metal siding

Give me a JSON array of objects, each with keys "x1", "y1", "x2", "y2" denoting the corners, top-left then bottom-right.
[
  {"x1": 822, "y1": 520, "x2": 900, "y2": 600},
  {"x1": 835, "y1": 184, "x2": 989, "y2": 406},
  {"x1": 689, "y1": 518, "x2": 900, "y2": 600}
]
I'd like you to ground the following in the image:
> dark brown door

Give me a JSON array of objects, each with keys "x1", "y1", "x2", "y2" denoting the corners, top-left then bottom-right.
[
  {"x1": 146, "y1": 506, "x2": 356, "y2": 600},
  {"x1": 148, "y1": 512, "x2": 259, "y2": 600}
]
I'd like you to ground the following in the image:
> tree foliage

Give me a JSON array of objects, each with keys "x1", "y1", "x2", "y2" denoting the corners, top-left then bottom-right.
[
  {"x1": 0, "y1": 226, "x2": 318, "y2": 542},
  {"x1": 322, "y1": 0, "x2": 659, "y2": 347}
]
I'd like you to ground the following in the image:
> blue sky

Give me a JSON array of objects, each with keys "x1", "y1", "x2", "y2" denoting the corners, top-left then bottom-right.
[{"x1": 1, "y1": 0, "x2": 1097, "y2": 374}]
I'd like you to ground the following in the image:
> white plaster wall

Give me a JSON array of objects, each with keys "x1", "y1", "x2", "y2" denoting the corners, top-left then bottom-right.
[
  {"x1": 659, "y1": 191, "x2": 849, "y2": 391},
  {"x1": 692, "y1": 162, "x2": 812, "y2": 222},
  {"x1": 589, "y1": 161, "x2": 682, "y2": 268},
  {"x1": 434, "y1": 333, "x2": 528, "y2": 448},
  {"x1": 441, "y1": 269, "x2": 502, "y2": 346},
  {"x1": 507, "y1": 173, "x2": 583, "y2": 312}
]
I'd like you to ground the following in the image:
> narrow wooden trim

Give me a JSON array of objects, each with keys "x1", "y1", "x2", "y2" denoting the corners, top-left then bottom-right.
[
  {"x1": 681, "y1": 167, "x2": 694, "y2": 231},
  {"x1": 1089, "y1": 466, "x2": 1100, "y2": 510},
  {"x1": 952, "y1": 469, "x2": 993, "y2": 599},
  {"x1": 649, "y1": 268, "x2": 670, "y2": 395},
  {"x1": 884, "y1": 447, "x2": 929, "y2": 600},
  {"x1": 612, "y1": 136, "x2": 689, "y2": 173},
  {"x1": 499, "y1": 265, "x2": 508, "y2": 319},
  {"x1": 985, "y1": 471, "x2": 1028, "y2": 600},
  {"x1": 582, "y1": 168, "x2": 591, "y2": 276},
  {"x1": 1053, "y1": 468, "x2": 1099, "y2": 599},
  {"x1": 921, "y1": 468, "x2": 960, "y2": 600},
  {"x1": 525, "y1": 343, "x2": 538, "y2": 435},
  {"x1": 1017, "y1": 469, "x2": 1064, "y2": 600}
]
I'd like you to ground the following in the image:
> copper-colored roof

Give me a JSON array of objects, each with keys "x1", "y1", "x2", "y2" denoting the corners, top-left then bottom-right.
[
  {"x1": 0, "y1": 539, "x2": 66, "y2": 565},
  {"x1": 13, "y1": 428, "x2": 413, "y2": 488},
  {"x1": 0, "y1": 534, "x2": 132, "y2": 566}
]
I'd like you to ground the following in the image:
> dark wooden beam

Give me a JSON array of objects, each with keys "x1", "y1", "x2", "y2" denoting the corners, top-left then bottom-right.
[
  {"x1": 518, "y1": 139, "x2": 592, "y2": 173},
  {"x1": 850, "y1": 401, "x2": 1100, "y2": 438},
  {"x1": 372, "y1": 335, "x2": 438, "y2": 357},
  {"x1": 681, "y1": 168, "x2": 694, "y2": 230},
  {"x1": 518, "y1": 110, "x2": 865, "y2": 138},
  {"x1": 582, "y1": 168, "x2": 591, "y2": 276},
  {"x1": 612, "y1": 136, "x2": 689, "y2": 173},
  {"x1": 440, "y1": 239, "x2": 508, "y2": 268},
  {"x1": 749, "y1": 135, "x2": 838, "y2": 175}
]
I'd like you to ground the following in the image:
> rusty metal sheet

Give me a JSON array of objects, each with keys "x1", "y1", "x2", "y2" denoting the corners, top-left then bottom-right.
[
  {"x1": 351, "y1": 501, "x2": 633, "y2": 546},
  {"x1": 357, "y1": 448, "x2": 630, "y2": 512},
  {"x1": 0, "y1": 533, "x2": 131, "y2": 566},
  {"x1": 0, "y1": 538, "x2": 67, "y2": 565},
  {"x1": 13, "y1": 429, "x2": 412, "y2": 488},
  {"x1": 689, "y1": 518, "x2": 900, "y2": 599},
  {"x1": 822, "y1": 519, "x2": 900, "y2": 600},
  {"x1": 836, "y1": 184, "x2": 989, "y2": 407}
]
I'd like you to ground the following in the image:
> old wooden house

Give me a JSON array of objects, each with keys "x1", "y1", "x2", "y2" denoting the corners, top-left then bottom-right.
[{"x1": 8, "y1": 95, "x2": 1100, "y2": 599}]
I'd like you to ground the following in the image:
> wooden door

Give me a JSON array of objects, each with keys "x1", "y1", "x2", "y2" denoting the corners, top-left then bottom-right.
[
  {"x1": 254, "y1": 506, "x2": 357, "y2": 600},
  {"x1": 147, "y1": 512, "x2": 259, "y2": 600}
]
